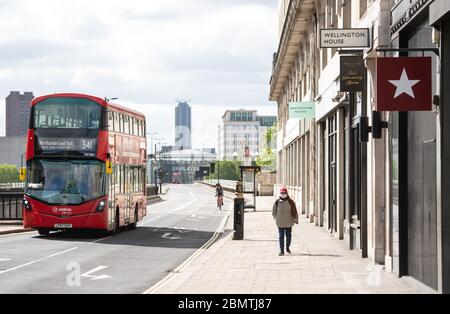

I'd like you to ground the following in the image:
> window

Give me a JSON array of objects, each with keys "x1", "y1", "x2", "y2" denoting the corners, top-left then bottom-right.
[
  {"x1": 360, "y1": 0, "x2": 367, "y2": 18},
  {"x1": 119, "y1": 114, "x2": 124, "y2": 133},
  {"x1": 124, "y1": 115, "x2": 129, "y2": 134},
  {"x1": 26, "y1": 159, "x2": 106, "y2": 205},
  {"x1": 33, "y1": 97, "x2": 102, "y2": 129},
  {"x1": 108, "y1": 111, "x2": 114, "y2": 131},
  {"x1": 113, "y1": 112, "x2": 119, "y2": 132}
]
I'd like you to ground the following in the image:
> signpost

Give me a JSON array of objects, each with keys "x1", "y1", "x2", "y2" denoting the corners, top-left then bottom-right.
[{"x1": 320, "y1": 28, "x2": 370, "y2": 48}]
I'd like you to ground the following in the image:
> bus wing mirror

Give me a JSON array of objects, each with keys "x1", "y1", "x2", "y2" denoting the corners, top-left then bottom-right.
[
  {"x1": 106, "y1": 161, "x2": 113, "y2": 175},
  {"x1": 19, "y1": 167, "x2": 26, "y2": 182}
]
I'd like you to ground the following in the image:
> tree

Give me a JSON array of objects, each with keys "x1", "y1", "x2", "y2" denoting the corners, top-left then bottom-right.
[
  {"x1": 0, "y1": 164, "x2": 20, "y2": 183},
  {"x1": 208, "y1": 161, "x2": 241, "y2": 181},
  {"x1": 256, "y1": 124, "x2": 277, "y2": 171}
]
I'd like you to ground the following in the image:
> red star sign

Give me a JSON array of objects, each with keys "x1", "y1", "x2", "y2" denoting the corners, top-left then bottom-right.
[{"x1": 376, "y1": 57, "x2": 432, "y2": 111}]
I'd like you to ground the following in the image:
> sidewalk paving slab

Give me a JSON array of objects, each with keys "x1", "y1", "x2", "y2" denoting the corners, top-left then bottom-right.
[{"x1": 154, "y1": 196, "x2": 436, "y2": 294}]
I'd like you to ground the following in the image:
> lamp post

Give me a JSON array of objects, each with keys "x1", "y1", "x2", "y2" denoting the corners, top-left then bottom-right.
[{"x1": 147, "y1": 132, "x2": 158, "y2": 155}]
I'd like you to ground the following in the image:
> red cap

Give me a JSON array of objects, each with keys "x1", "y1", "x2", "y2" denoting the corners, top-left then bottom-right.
[{"x1": 280, "y1": 187, "x2": 288, "y2": 194}]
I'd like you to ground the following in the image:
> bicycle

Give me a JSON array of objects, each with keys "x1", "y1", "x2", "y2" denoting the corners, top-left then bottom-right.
[{"x1": 216, "y1": 195, "x2": 224, "y2": 211}]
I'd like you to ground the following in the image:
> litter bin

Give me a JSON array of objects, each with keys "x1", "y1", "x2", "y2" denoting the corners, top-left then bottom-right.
[
  {"x1": 233, "y1": 181, "x2": 245, "y2": 240},
  {"x1": 233, "y1": 197, "x2": 245, "y2": 240}
]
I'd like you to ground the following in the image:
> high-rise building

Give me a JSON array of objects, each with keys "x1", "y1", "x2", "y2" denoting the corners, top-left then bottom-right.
[
  {"x1": 5, "y1": 91, "x2": 34, "y2": 137},
  {"x1": 175, "y1": 101, "x2": 191, "y2": 150},
  {"x1": 218, "y1": 109, "x2": 276, "y2": 161}
]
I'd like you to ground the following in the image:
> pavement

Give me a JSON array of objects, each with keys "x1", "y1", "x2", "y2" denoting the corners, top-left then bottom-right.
[
  {"x1": 0, "y1": 221, "x2": 32, "y2": 235},
  {"x1": 0, "y1": 184, "x2": 228, "y2": 294},
  {"x1": 153, "y1": 195, "x2": 437, "y2": 294}
]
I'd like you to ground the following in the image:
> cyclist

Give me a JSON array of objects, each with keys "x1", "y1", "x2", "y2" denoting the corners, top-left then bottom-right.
[{"x1": 215, "y1": 183, "x2": 224, "y2": 208}]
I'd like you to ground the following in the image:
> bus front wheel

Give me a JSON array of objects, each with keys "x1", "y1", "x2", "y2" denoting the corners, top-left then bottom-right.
[{"x1": 37, "y1": 228, "x2": 50, "y2": 236}]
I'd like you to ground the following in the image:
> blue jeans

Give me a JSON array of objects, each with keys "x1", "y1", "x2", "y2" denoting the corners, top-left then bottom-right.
[{"x1": 278, "y1": 228, "x2": 292, "y2": 252}]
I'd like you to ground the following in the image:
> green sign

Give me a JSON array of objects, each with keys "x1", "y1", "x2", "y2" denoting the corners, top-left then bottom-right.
[{"x1": 289, "y1": 102, "x2": 316, "y2": 119}]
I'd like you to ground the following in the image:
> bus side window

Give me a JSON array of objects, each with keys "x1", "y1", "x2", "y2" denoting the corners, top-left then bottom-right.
[
  {"x1": 124, "y1": 115, "x2": 129, "y2": 135},
  {"x1": 108, "y1": 111, "x2": 114, "y2": 131}
]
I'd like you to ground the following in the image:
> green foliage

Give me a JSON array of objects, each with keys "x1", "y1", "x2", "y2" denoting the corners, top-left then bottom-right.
[
  {"x1": 0, "y1": 164, "x2": 20, "y2": 183},
  {"x1": 208, "y1": 161, "x2": 241, "y2": 181},
  {"x1": 256, "y1": 124, "x2": 277, "y2": 170}
]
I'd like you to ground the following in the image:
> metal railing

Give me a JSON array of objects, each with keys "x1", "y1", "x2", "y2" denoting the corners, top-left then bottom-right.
[
  {"x1": 0, "y1": 192, "x2": 24, "y2": 220},
  {"x1": 0, "y1": 182, "x2": 25, "y2": 190}
]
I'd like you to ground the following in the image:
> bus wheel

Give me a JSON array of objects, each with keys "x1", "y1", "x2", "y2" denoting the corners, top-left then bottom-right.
[
  {"x1": 129, "y1": 205, "x2": 138, "y2": 230},
  {"x1": 37, "y1": 228, "x2": 50, "y2": 236}
]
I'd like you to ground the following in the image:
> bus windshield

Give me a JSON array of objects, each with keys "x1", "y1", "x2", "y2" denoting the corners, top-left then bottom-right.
[
  {"x1": 33, "y1": 97, "x2": 102, "y2": 129},
  {"x1": 26, "y1": 159, "x2": 106, "y2": 205}
]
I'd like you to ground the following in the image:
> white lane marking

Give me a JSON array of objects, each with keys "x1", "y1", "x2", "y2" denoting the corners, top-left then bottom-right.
[
  {"x1": 0, "y1": 258, "x2": 11, "y2": 262},
  {"x1": 0, "y1": 247, "x2": 78, "y2": 275},
  {"x1": 89, "y1": 235, "x2": 113, "y2": 245},
  {"x1": 143, "y1": 214, "x2": 229, "y2": 294},
  {"x1": 82, "y1": 266, "x2": 112, "y2": 281},
  {"x1": 161, "y1": 233, "x2": 181, "y2": 240}
]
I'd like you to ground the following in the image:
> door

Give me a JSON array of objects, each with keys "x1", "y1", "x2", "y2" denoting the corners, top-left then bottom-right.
[
  {"x1": 407, "y1": 111, "x2": 438, "y2": 290},
  {"x1": 328, "y1": 115, "x2": 338, "y2": 233}
]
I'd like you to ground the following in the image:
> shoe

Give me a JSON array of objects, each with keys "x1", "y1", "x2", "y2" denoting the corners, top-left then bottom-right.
[
  {"x1": 286, "y1": 248, "x2": 291, "y2": 254},
  {"x1": 279, "y1": 251, "x2": 285, "y2": 256}
]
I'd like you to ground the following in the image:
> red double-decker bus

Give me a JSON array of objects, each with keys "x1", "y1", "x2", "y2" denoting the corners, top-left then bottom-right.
[{"x1": 22, "y1": 93, "x2": 147, "y2": 235}]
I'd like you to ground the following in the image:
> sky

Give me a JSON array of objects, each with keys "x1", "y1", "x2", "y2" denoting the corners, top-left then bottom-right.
[{"x1": 0, "y1": 0, "x2": 279, "y2": 149}]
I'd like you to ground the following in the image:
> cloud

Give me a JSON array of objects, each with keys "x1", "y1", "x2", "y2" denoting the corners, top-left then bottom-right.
[
  {"x1": 126, "y1": 102, "x2": 276, "y2": 150},
  {"x1": 0, "y1": 99, "x2": 5, "y2": 136},
  {"x1": 0, "y1": 0, "x2": 279, "y2": 149}
]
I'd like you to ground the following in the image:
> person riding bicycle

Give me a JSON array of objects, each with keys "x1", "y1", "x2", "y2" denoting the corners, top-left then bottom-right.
[{"x1": 215, "y1": 183, "x2": 224, "y2": 206}]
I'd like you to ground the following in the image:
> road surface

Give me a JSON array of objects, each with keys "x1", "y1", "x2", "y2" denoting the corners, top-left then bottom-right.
[{"x1": 0, "y1": 184, "x2": 229, "y2": 294}]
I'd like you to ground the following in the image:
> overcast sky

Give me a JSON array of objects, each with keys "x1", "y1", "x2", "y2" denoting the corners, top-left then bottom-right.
[{"x1": 0, "y1": 0, "x2": 279, "y2": 149}]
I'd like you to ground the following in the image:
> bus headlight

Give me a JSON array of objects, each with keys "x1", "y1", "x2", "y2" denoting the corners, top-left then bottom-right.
[
  {"x1": 23, "y1": 199, "x2": 32, "y2": 211},
  {"x1": 96, "y1": 200, "x2": 106, "y2": 212}
]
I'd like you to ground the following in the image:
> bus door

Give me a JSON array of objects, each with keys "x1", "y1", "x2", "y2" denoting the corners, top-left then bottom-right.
[{"x1": 125, "y1": 166, "x2": 131, "y2": 224}]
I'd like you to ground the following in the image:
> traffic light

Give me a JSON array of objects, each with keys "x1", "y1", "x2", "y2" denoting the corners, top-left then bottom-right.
[{"x1": 210, "y1": 162, "x2": 215, "y2": 174}]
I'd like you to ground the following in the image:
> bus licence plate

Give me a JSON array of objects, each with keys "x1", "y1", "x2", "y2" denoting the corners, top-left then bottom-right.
[{"x1": 54, "y1": 224, "x2": 73, "y2": 229}]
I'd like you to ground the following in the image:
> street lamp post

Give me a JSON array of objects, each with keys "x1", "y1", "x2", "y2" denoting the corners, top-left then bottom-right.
[{"x1": 147, "y1": 132, "x2": 158, "y2": 155}]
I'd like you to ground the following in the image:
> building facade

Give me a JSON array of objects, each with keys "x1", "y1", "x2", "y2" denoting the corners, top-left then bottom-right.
[
  {"x1": 175, "y1": 101, "x2": 192, "y2": 150},
  {"x1": 270, "y1": 0, "x2": 450, "y2": 293},
  {"x1": 158, "y1": 149, "x2": 216, "y2": 184},
  {"x1": 218, "y1": 110, "x2": 277, "y2": 161},
  {"x1": 5, "y1": 91, "x2": 34, "y2": 137}
]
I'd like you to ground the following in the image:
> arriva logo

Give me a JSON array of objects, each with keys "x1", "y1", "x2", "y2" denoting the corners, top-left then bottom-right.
[{"x1": 52, "y1": 207, "x2": 73, "y2": 214}]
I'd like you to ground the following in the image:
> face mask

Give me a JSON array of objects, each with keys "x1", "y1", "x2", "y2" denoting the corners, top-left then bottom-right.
[{"x1": 280, "y1": 194, "x2": 288, "y2": 199}]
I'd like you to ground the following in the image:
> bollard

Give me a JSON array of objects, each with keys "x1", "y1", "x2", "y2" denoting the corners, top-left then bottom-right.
[{"x1": 233, "y1": 181, "x2": 245, "y2": 240}]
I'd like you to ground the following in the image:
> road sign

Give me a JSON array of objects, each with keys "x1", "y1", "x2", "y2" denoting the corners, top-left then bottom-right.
[
  {"x1": 376, "y1": 57, "x2": 432, "y2": 111},
  {"x1": 320, "y1": 28, "x2": 370, "y2": 48}
]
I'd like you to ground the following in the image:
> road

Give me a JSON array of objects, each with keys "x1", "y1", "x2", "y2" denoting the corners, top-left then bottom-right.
[{"x1": 0, "y1": 184, "x2": 230, "y2": 294}]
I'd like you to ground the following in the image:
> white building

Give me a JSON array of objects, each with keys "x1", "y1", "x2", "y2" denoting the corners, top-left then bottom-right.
[{"x1": 218, "y1": 110, "x2": 276, "y2": 161}]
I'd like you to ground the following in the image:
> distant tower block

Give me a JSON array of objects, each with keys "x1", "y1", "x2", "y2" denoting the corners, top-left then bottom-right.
[{"x1": 175, "y1": 100, "x2": 192, "y2": 150}]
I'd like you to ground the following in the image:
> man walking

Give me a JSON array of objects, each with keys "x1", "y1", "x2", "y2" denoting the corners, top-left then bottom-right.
[{"x1": 272, "y1": 187, "x2": 299, "y2": 256}]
